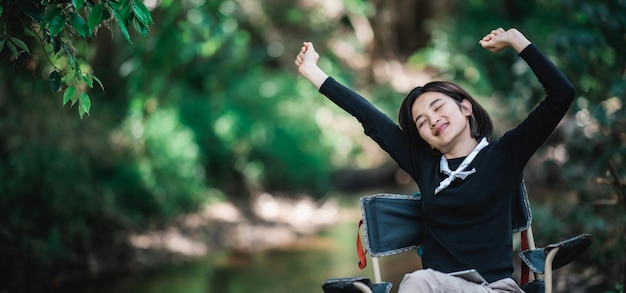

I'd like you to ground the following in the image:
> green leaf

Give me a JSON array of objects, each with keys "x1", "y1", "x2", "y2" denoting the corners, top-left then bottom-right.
[
  {"x1": 133, "y1": 17, "x2": 148, "y2": 37},
  {"x1": 82, "y1": 73, "x2": 94, "y2": 88},
  {"x1": 131, "y1": 0, "x2": 153, "y2": 25},
  {"x1": 0, "y1": 39, "x2": 4, "y2": 53},
  {"x1": 63, "y1": 86, "x2": 77, "y2": 105},
  {"x1": 69, "y1": 12, "x2": 90, "y2": 37},
  {"x1": 0, "y1": 6, "x2": 4, "y2": 19},
  {"x1": 72, "y1": 0, "x2": 85, "y2": 10},
  {"x1": 89, "y1": 73, "x2": 105, "y2": 91},
  {"x1": 6, "y1": 41, "x2": 18, "y2": 59},
  {"x1": 120, "y1": 0, "x2": 132, "y2": 19},
  {"x1": 49, "y1": 71, "x2": 62, "y2": 92},
  {"x1": 43, "y1": 7, "x2": 61, "y2": 24},
  {"x1": 79, "y1": 105, "x2": 86, "y2": 118},
  {"x1": 71, "y1": 92, "x2": 79, "y2": 107},
  {"x1": 23, "y1": 28, "x2": 38, "y2": 38},
  {"x1": 88, "y1": 4, "x2": 105, "y2": 32},
  {"x1": 79, "y1": 92, "x2": 91, "y2": 116},
  {"x1": 49, "y1": 12, "x2": 66, "y2": 37},
  {"x1": 9, "y1": 37, "x2": 30, "y2": 54},
  {"x1": 109, "y1": 2, "x2": 133, "y2": 44}
]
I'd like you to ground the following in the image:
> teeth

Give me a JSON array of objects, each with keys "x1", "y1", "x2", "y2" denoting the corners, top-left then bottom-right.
[{"x1": 436, "y1": 123, "x2": 448, "y2": 136}]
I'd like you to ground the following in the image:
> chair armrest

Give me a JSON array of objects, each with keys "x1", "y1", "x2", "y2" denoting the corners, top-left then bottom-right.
[
  {"x1": 520, "y1": 279, "x2": 545, "y2": 293},
  {"x1": 321, "y1": 277, "x2": 392, "y2": 293},
  {"x1": 372, "y1": 282, "x2": 392, "y2": 293},
  {"x1": 322, "y1": 277, "x2": 373, "y2": 293},
  {"x1": 352, "y1": 281, "x2": 393, "y2": 293},
  {"x1": 352, "y1": 281, "x2": 373, "y2": 293},
  {"x1": 519, "y1": 234, "x2": 592, "y2": 274}
]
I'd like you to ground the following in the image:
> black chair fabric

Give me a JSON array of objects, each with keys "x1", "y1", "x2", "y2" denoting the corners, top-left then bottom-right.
[
  {"x1": 360, "y1": 194, "x2": 424, "y2": 257},
  {"x1": 520, "y1": 279, "x2": 545, "y2": 293},
  {"x1": 519, "y1": 234, "x2": 593, "y2": 274},
  {"x1": 321, "y1": 277, "x2": 392, "y2": 293},
  {"x1": 322, "y1": 277, "x2": 373, "y2": 293}
]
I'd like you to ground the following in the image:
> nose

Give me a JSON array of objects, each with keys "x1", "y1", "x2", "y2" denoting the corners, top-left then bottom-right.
[{"x1": 430, "y1": 118, "x2": 440, "y2": 128}]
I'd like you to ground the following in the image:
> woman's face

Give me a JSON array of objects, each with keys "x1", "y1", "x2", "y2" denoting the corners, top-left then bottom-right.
[{"x1": 410, "y1": 91, "x2": 473, "y2": 153}]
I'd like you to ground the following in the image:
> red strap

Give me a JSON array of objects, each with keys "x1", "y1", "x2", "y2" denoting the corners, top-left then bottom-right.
[
  {"x1": 357, "y1": 219, "x2": 367, "y2": 269},
  {"x1": 520, "y1": 230, "x2": 530, "y2": 285}
]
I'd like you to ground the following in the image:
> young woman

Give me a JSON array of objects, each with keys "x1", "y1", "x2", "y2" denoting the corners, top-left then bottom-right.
[{"x1": 294, "y1": 28, "x2": 575, "y2": 292}]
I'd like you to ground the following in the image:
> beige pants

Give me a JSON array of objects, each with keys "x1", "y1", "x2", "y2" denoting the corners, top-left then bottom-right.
[{"x1": 398, "y1": 269, "x2": 524, "y2": 293}]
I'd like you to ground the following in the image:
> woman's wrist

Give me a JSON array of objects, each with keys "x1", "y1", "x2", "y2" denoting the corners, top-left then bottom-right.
[
  {"x1": 508, "y1": 29, "x2": 532, "y2": 53},
  {"x1": 300, "y1": 65, "x2": 329, "y2": 89}
]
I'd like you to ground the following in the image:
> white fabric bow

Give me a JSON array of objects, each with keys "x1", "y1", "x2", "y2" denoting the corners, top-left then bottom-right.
[{"x1": 434, "y1": 137, "x2": 489, "y2": 194}]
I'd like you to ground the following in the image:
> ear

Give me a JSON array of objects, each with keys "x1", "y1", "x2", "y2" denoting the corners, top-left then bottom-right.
[{"x1": 460, "y1": 99, "x2": 473, "y2": 116}]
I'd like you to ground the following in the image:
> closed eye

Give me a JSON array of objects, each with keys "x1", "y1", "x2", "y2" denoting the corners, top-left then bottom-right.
[{"x1": 416, "y1": 119, "x2": 425, "y2": 128}]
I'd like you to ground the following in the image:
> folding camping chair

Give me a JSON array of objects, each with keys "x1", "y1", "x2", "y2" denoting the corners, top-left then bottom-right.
[{"x1": 322, "y1": 181, "x2": 592, "y2": 293}]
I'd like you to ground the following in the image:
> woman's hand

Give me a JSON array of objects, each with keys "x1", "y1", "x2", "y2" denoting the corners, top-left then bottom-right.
[
  {"x1": 295, "y1": 42, "x2": 319, "y2": 74},
  {"x1": 294, "y1": 42, "x2": 328, "y2": 89},
  {"x1": 479, "y1": 28, "x2": 531, "y2": 54}
]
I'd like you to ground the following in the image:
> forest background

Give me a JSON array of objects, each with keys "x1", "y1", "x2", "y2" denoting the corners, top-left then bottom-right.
[{"x1": 0, "y1": 0, "x2": 625, "y2": 292}]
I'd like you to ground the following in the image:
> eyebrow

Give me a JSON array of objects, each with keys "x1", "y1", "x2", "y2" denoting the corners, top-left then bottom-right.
[{"x1": 414, "y1": 98, "x2": 443, "y2": 123}]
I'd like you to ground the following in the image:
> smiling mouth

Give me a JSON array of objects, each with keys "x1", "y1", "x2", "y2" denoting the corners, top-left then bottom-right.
[{"x1": 435, "y1": 123, "x2": 448, "y2": 136}]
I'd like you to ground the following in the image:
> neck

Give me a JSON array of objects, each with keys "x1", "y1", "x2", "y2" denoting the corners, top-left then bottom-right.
[{"x1": 442, "y1": 137, "x2": 480, "y2": 159}]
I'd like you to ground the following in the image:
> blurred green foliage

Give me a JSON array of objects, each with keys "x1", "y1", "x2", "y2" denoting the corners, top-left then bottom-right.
[
  {"x1": 0, "y1": 0, "x2": 154, "y2": 118},
  {"x1": 0, "y1": 0, "x2": 625, "y2": 291}
]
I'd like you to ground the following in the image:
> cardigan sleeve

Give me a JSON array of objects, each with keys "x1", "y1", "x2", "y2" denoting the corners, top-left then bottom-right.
[
  {"x1": 498, "y1": 44, "x2": 576, "y2": 169},
  {"x1": 319, "y1": 77, "x2": 422, "y2": 176}
]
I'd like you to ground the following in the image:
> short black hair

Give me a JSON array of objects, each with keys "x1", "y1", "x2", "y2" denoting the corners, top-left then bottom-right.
[{"x1": 398, "y1": 81, "x2": 493, "y2": 154}]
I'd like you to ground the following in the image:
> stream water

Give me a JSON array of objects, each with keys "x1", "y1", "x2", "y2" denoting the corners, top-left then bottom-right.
[
  {"x1": 57, "y1": 189, "x2": 428, "y2": 293},
  {"x1": 70, "y1": 221, "x2": 419, "y2": 293}
]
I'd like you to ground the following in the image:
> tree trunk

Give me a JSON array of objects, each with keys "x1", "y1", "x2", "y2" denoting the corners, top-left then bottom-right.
[{"x1": 368, "y1": 0, "x2": 433, "y2": 62}]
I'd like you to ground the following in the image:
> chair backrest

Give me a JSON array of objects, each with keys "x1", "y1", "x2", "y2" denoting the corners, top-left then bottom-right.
[
  {"x1": 359, "y1": 193, "x2": 423, "y2": 259},
  {"x1": 359, "y1": 180, "x2": 532, "y2": 260}
]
